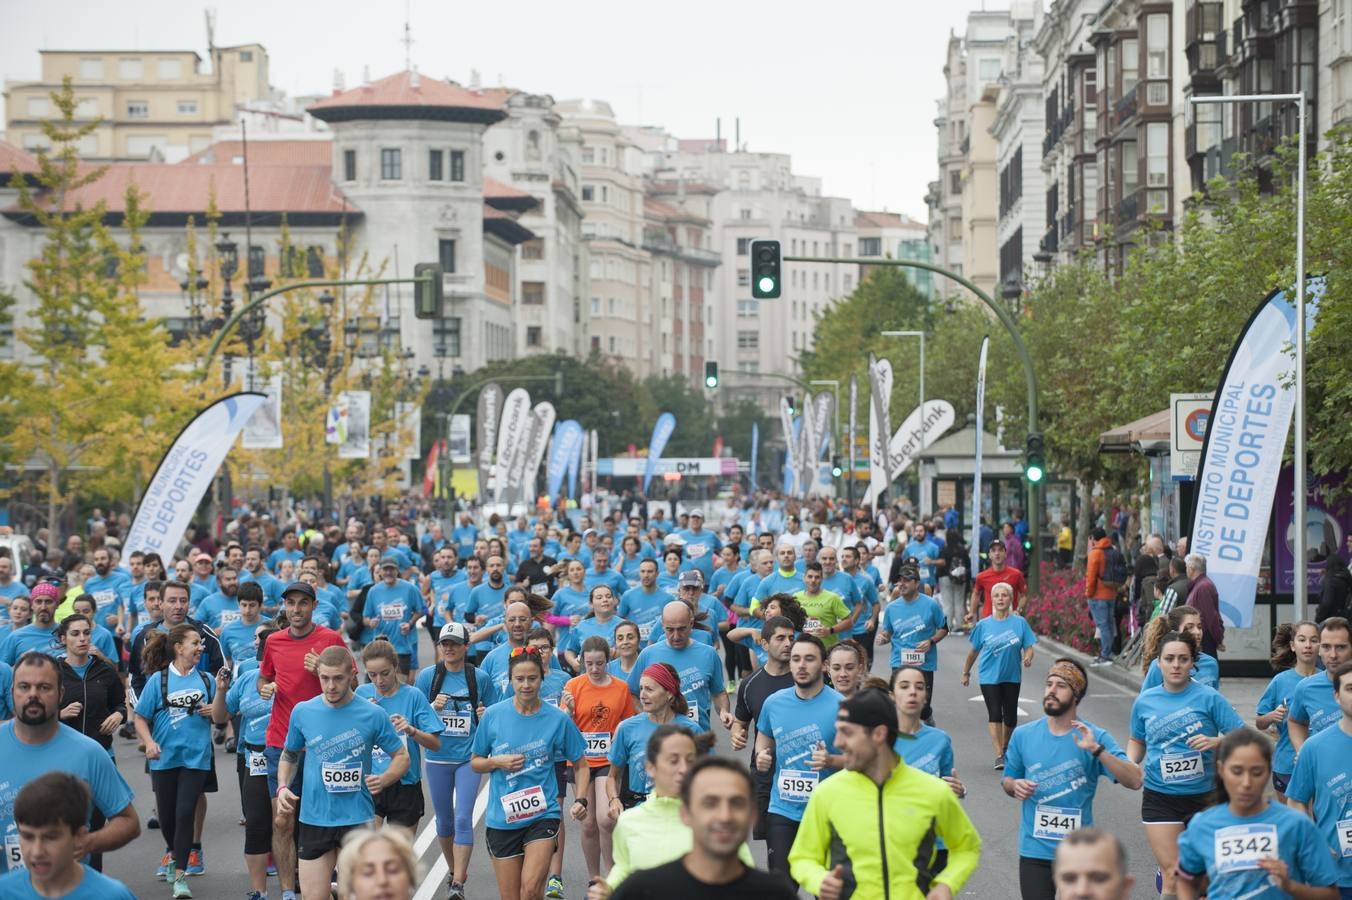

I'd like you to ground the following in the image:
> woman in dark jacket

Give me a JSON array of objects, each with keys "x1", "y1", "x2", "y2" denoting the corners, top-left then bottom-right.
[
  {"x1": 1316, "y1": 554, "x2": 1352, "y2": 623},
  {"x1": 57, "y1": 612, "x2": 127, "y2": 750}
]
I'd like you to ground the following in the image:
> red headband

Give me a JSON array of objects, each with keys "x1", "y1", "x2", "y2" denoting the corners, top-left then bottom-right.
[{"x1": 642, "y1": 663, "x2": 681, "y2": 699}]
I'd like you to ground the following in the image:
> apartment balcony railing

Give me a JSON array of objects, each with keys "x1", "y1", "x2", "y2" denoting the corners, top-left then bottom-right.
[
  {"x1": 1039, "y1": 226, "x2": 1059, "y2": 255},
  {"x1": 1117, "y1": 189, "x2": 1141, "y2": 226},
  {"x1": 1114, "y1": 83, "x2": 1139, "y2": 130}
]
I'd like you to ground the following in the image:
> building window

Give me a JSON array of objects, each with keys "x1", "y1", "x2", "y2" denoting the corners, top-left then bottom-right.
[
  {"x1": 737, "y1": 299, "x2": 759, "y2": 317},
  {"x1": 26, "y1": 97, "x2": 49, "y2": 117},
  {"x1": 343, "y1": 149, "x2": 356, "y2": 181},
  {"x1": 1121, "y1": 141, "x2": 1139, "y2": 193},
  {"x1": 1146, "y1": 123, "x2": 1168, "y2": 187},
  {"x1": 0, "y1": 320, "x2": 13, "y2": 360},
  {"x1": 607, "y1": 297, "x2": 616, "y2": 316},
  {"x1": 176, "y1": 99, "x2": 198, "y2": 115},
  {"x1": 979, "y1": 59, "x2": 1001, "y2": 83},
  {"x1": 79, "y1": 58, "x2": 104, "y2": 79},
  {"x1": 437, "y1": 239, "x2": 457, "y2": 273},
  {"x1": 608, "y1": 336, "x2": 617, "y2": 353},
  {"x1": 948, "y1": 218, "x2": 962, "y2": 240},
  {"x1": 844, "y1": 274, "x2": 853, "y2": 291},
  {"x1": 239, "y1": 50, "x2": 253, "y2": 62},
  {"x1": 521, "y1": 239, "x2": 544, "y2": 260},
  {"x1": 590, "y1": 297, "x2": 600, "y2": 315},
  {"x1": 118, "y1": 58, "x2": 143, "y2": 80},
  {"x1": 1121, "y1": 38, "x2": 1139, "y2": 92},
  {"x1": 380, "y1": 148, "x2": 402, "y2": 180},
  {"x1": 126, "y1": 101, "x2": 149, "y2": 119},
  {"x1": 859, "y1": 237, "x2": 882, "y2": 256},
  {"x1": 739, "y1": 208, "x2": 752, "y2": 220},
  {"x1": 1146, "y1": 14, "x2": 1169, "y2": 79},
  {"x1": 526, "y1": 326, "x2": 543, "y2": 347},
  {"x1": 737, "y1": 330, "x2": 759, "y2": 351},
  {"x1": 522, "y1": 282, "x2": 545, "y2": 305},
  {"x1": 601, "y1": 186, "x2": 608, "y2": 203},
  {"x1": 429, "y1": 149, "x2": 444, "y2": 181},
  {"x1": 736, "y1": 268, "x2": 749, "y2": 287},
  {"x1": 736, "y1": 237, "x2": 750, "y2": 255},
  {"x1": 581, "y1": 186, "x2": 595, "y2": 202},
  {"x1": 159, "y1": 59, "x2": 183, "y2": 80},
  {"x1": 76, "y1": 98, "x2": 98, "y2": 118},
  {"x1": 449, "y1": 150, "x2": 465, "y2": 182},
  {"x1": 433, "y1": 317, "x2": 461, "y2": 357},
  {"x1": 581, "y1": 146, "x2": 595, "y2": 164},
  {"x1": 306, "y1": 246, "x2": 326, "y2": 277}
]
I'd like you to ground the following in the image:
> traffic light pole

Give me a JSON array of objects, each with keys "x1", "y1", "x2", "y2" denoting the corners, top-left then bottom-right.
[{"x1": 784, "y1": 254, "x2": 1043, "y2": 593}]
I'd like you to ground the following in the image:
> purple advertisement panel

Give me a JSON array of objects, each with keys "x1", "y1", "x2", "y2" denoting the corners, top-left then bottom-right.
[{"x1": 1273, "y1": 466, "x2": 1352, "y2": 594}]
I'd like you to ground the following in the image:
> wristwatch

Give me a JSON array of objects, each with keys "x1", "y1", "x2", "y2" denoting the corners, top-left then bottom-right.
[
  {"x1": 1091, "y1": 744, "x2": 1105, "y2": 759},
  {"x1": 574, "y1": 797, "x2": 588, "y2": 810}
]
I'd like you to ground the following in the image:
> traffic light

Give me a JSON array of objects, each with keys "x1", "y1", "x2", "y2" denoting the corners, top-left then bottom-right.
[
  {"x1": 831, "y1": 457, "x2": 843, "y2": 478},
  {"x1": 413, "y1": 262, "x2": 444, "y2": 319},
  {"x1": 750, "y1": 239, "x2": 781, "y2": 299},
  {"x1": 704, "y1": 360, "x2": 719, "y2": 389},
  {"x1": 1025, "y1": 432, "x2": 1046, "y2": 483},
  {"x1": 785, "y1": 395, "x2": 796, "y2": 415}
]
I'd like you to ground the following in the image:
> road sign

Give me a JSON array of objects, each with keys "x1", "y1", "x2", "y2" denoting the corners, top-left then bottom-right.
[{"x1": 1171, "y1": 392, "x2": 1211, "y2": 481}]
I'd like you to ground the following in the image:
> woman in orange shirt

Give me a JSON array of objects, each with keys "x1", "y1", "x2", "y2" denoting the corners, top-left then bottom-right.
[{"x1": 562, "y1": 635, "x2": 635, "y2": 884}]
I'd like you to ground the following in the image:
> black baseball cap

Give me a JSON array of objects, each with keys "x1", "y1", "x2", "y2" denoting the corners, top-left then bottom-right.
[{"x1": 282, "y1": 581, "x2": 316, "y2": 602}]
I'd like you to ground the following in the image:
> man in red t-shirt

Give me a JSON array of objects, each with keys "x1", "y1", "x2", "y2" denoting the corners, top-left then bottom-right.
[
  {"x1": 258, "y1": 581, "x2": 346, "y2": 900},
  {"x1": 966, "y1": 540, "x2": 1028, "y2": 623}
]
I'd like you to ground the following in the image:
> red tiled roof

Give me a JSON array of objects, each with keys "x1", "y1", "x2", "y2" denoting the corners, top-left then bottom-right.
[
  {"x1": 643, "y1": 196, "x2": 708, "y2": 225},
  {"x1": 0, "y1": 140, "x2": 39, "y2": 175},
  {"x1": 16, "y1": 163, "x2": 354, "y2": 215},
  {"x1": 482, "y1": 204, "x2": 534, "y2": 244},
  {"x1": 483, "y1": 177, "x2": 531, "y2": 199},
  {"x1": 181, "y1": 140, "x2": 332, "y2": 167},
  {"x1": 307, "y1": 71, "x2": 506, "y2": 122}
]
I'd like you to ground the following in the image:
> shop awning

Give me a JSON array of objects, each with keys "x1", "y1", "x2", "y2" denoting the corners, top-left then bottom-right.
[{"x1": 1097, "y1": 408, "x2": 1171, "y2": 455}]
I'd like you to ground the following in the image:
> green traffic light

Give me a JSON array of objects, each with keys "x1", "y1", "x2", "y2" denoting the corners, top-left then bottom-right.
[
  {"x1": 758, "y1": 276, "x2": 776, "y2": 293},
  {"x1": 705, "y1": 375, "x2": 718, "y2": 389},
  {"x1": 1026, "y1": 464, "x2": 1044, "y2": 483}
]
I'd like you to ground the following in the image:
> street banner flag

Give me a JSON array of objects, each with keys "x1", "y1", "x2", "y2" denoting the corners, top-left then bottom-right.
[
  {"x1": 643, "y1": 413, "x2": 677, "y2": 494},
  {"x1": 475, "y1": 383, "x2": 503, "y2": 504},
  {"x1": 779, "y1": 397, "x2": 797, "y2": 494},
  {"x1": 396, "y1": 402, "x2": 421, "y2": 460},
  {"x1": 493, "y1": 388, "x2": 532, "y2": 505},
  {"x1": 548, "y1": 420, "x2": 584, "y2": 502},
  {"x1": 971, "y1": 336, "x2": 990, "y2": 579},
  {"x1": 847, "y1": 374, "x2": 858, "y2": 493},
  {"x1": 125, "y1": 392, "x2": 267, "y2": 561},
  {"x1": 325, "y1": 395, "x2": 347, "y2": 445},
  {"x1": 885, "y1": 400, "x2": 956, "y2": 480},
  {"x1": 423, "y1": 438, "x2": 442, "y2": 498},
  {"x1": 567, "y1": 428, "x2": 583, "y2": 500},
  {"x1": 241, "y1": 373, "x2": 283, "y2": 449},
  {"x1": 337, "y1": 391, "x2": 371, "y2": 459},
  {"x1": 867, "y1": 354, "x2": 894, "y2": 508},
  {"x1": 1190, "y1": 276, "x2": 1326, "y2": 627},
  {"x1": 749, "y1": 421, "x2": 759, "y2": 489},
  {"x1": 518, "y1": 402, "x2": 557, "y2": 505}
]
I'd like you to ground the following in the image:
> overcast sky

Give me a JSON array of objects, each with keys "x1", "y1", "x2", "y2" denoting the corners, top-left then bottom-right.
[{"x1": 1, "y1": 0, "x2": 1011, "y2": 220}]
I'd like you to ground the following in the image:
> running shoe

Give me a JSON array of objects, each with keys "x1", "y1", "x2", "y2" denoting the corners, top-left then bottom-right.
[
  {"x1": 155, "y1": 853, "x2": 172, "y2": 880},
  {"x1": 213, "y1": 724, "x2": 226, "y2": 746},
  {"x1": 186, "y1": 848, "x2": 205, "y2": 875},
  {"x1": 171, "y1": 874, "x2": 193, "y2": 899},
  {"x1": 545, "y1": 873, "x2": 565, "y2": 898},
  {"x1": 266, "y1": 854, "x2": 277, "y2": 877},
  {"x1": 447, "y1": 880, "x2": 466, "y2": 900},
  {"x1": 994, "y1": 755, "x2": 1005, "y2": 770},
  {"x1": 247, "y1": 893, "x2": 267, "y2": 900},
  {"x1": 148, "y1": 814, "x2": 159, "y2": 830}
]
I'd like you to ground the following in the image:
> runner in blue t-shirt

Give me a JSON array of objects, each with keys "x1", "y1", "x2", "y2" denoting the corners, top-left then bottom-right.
[
  {"x1": 1286, "y1": 659, "x2": 1352, "y2": 894},
  {"x1": 466, "y1": 559, "x2": 511, "y2": 659},
  {"x1": 361, "y1": 559, "x2": 424, "y2": 676},
  {"x1": 1290, "y1": 617, "x2": 1352, "y2": 756},
  {"x1": 276, "y1": 645, "x2": 408, "y2": 900},
  {"x1": 673, "y1": 511, "x2": 720, "y2": 582},
  {"x1": 876, "y1": 564, "x2": 948, "y2": 723},
  {"x1": 960, "y1": 582, "x2": 1037, "y2": 767},
  {"x1": 224, "y1": 623, "x2": 276, "y2": 900},
  {"x1": 266, "y1": 534, "x2": 304, "y2": 575},
  {"x1": 618, "y1": 561, "x2": 670, "y2": 647},
  {"x1": 1255, "y1": 620, "x2": 1321, "y2": 799},
  {"x1": 606, "y1": 661, "x2": 699, "y2": 807},
  {"x1": 627, "y1": 601, "x2": 730, "y2": 732},
  {"x1": 469, "y1": 646, "x2": 588, "y2": 900},
  {"x1": 356, "y1": 640, "x2": 443, "y2": 829},
  {"x1": 218, "y1": 586, "x2": 268, "y2": 669},
  {"x1": 562, "y1": 585, "x2": 624, "y2": 670},
  {"x1": 0, "y1": 582, "x2": 61, "y2": 665}
]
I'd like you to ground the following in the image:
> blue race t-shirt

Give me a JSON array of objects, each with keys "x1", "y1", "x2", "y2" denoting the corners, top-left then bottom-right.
[
  {"x1": 879, "y1": 594, "x2": 947, "y2": 671},
  {"x1": 757, "y1": 685, "x2": 842, "y2": 821},
  {"x1": 673, "y1": 529, "x2": 720, "y2": 581},
  {"x1": 219, "y1": 617, "x2": 265, "y2": 667},
  {"x1": 1289, "y1": 672, "x2": 1342, "y2": 741},
  {"x1": 192, "y1": 591, "x2": 240, "y2": 631},
  {"x1": 133, "y1": 666, "x2": 216, "y2": 771},
  {"x1": 283, "y1": 695, "x2": 405, "y2": 827},
  {"x1": 1256, "y1": 667, "x2": 1308, "y2": 776},
  {"x1": 428, "y1": 571, "x2": 465, "y2": 627},
  {"x1": 414, "y1": 664, "x2": 489, "y2": 764},
  {"x1": 469, "y1": 700, "x2": 585, "y2": 830},
  {"x1": 239, "y1": 569, "x2": 285, "y2": 610},
  {"x1": 1003, "y1": 717, "x2": 1127, "y2": 860},
  {"x1": 0, "y1": 863, "x2": 135, "y2": 899},
  {"x1": 627, "y1": 641, "x2": 725, "y2": 732},
  {"x1": 363, "y1": 580, "x2": 423, "y2": 655},
  {"x1": 1130, "y1": 680, "x2": 1244, "y2": 794},
  {"x1": 1142, "y1": 653, "x2": 1221, "y2": 692},
  {"x1": 968, "y1": 614, "x2": 1037, "y2": 684},
  {"x1": 0, "y1": 625, "x2": 60, "y2": 665},
  {"x1": 608, "y1": 713, "x2": 700, "y2": 796},
  {"x1": 583, "y1": 568, "x2": 628, "y2": 598},
  {"x1": 355, "y1": 683, "x2": 443, "y2": 785},
  {"x1": 618, "y1": 586, "x2": 670, "y2": 646},
  {"x1": 754, "y1": 570, "x2": 806, "y2": 602},
  {"x1": 1177, "y1": 799, "x2": 1340, "y2": 898},
  {"x1": 266, "y1": 547, "x2": 304, "y2": 574},
  {"x1": 564, "y1": 616, "x2": 624, "y2": 657},
  {"x1": 1286, "y1": 723, "x2": 1352, "y2": 887},
  {"x1": 892, "y1": 723, "x2": 955, "y2": 778},
  {"x1": 465, "y1": 582, "x2": 510, "y2": 655},
  {"x1": 225, "y1": 667, "x2": 273, "y2": 750}
]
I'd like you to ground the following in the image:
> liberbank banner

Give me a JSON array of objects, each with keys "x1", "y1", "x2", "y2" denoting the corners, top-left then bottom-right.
[
  {"x1": 125, "y1": 392, "x2": 268, "y2": 561},
  {"x1": 1190, "y1": 277, "x2": 1325, "y2": 627}
]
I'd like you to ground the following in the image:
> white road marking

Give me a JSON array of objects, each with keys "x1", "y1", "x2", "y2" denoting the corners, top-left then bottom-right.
[
  {"x1": 412, "y1": 782, "x2": 491, "y2": 900},
  {"x1": 967, "y1": 694, "x2": 1032, "y2": 716}
]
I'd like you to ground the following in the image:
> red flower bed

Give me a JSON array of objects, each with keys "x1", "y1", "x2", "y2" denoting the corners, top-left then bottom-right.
[{"x1": 1021, "y1": 562, "x2": 1100, "y2": 655}]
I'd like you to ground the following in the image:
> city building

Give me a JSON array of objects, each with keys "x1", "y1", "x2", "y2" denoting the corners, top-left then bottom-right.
[
  {"x1": 992, "y1": 2, "x2": 1047, "y2": 303},
  {"x1": 3, "y1": 41, "x2": 273, "y2": 162},
  {"x1": 854, "y1": 210, "x2": 934, "y2": 300}
]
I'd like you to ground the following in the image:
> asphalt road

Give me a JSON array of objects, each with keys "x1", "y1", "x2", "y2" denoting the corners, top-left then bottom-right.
[{"x1": 99, "y1": 629, "x2": 1268, "y2": 899}]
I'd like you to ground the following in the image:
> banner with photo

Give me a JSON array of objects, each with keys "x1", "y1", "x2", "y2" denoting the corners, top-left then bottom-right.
[
  {"x1": 1190, "y1": 276, "x2": 1326, "y2": 627},
  {"x1": 124, "y1": 392, "x2": 268, "y2": 561},
  {"x1": 749, "y1": 421, "x2": 759, "y2": 489},
  {"x1": 642, "y1": 412, "x2": 677, "y2": 494},
  {"x1": 241, "y1": 374, "x2": 283, "y2": 449},
  {"x1": 337, "y1": 391, "x2": 371, "y2": 459}
]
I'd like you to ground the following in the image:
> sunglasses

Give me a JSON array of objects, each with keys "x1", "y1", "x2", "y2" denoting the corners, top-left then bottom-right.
[{"x1": 509, "y1": 646, "x2": 542, "y2": 659}]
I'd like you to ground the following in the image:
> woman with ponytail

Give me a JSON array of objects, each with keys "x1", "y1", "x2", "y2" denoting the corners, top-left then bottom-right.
[
  {"x1": 1141, "y1": 606, "x2": 1220, "y2": 691},
  {"x1": 1255, "y1": 620, "x2": 1319, "y2": 800}
]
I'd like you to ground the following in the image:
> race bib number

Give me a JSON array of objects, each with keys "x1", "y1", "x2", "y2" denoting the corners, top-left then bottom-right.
[
  {"x1": 219, "y1": 610, "x2": 241, "y2": 628},
  {"x1": 1033, "y1": 805, "x2": 1081, "y2": 841},
  {"x1": 638, "y1": 621, "x2": 653, "y2": 642},
  {"x1": 501, "y1": 785, "x2": 546, "y2": 825},
  {"x1": 683, "y1": 689, "x2": 701, "y2": 723},
  {"x1": 372, "y1": 734, "x2": 407, "y2": 764},
  {"x1": 777, "y1": 769, "x2": 819, "y2": 803},
  {"x1": 804, "y1": 617, "x2": 823, "y2": 633},
  {"x1": 247, "y1": 751, "x2": 268, "y2": 777},
  {"x1": 901, "y1": 648, "x2": 926, "y2": 667},
  {"x1": 440, "y1": 712, "x2": 471, "y2": 738},
  {"x1": 1214, "y1": 823, "x2": 1278, "y2": 873},
  {"x1": 92, "y1": 590, "x2": 116, "y2": 608},
  {"x1": 321, "y1": 762, "x2": 363, "y2": 793},
  {"x1": 379, "y1": 603, "x2": 405, "y2": 622},
  {"x1": 584, "y1": 732, "x2": 611, "y2": 759},
  {"x1": 687, "y1": 543, "x2": 707, "y2": 559},
  {"x1": 531, "y1": 582, "x2": 549, "y2": 596},
  {"x1": 1160, "y1": 750, "x2": 1203, "y2": 783},
  {"x1": 1337, "y1": 818, "x2": 1352, "y2": 858},
  {"x1": 4, "y1": 833, "x2": 21, "y2": 871}
]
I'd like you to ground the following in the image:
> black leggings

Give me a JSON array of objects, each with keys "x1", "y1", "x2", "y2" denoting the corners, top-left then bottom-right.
[
  {"x1": 236, "y1": 752, "x2": 274, "y2": 856},
  {"x1": 765, "y1": 812, "x2": 800, "y2": 876},
  {"x1": 151, "y1": 767, "x2": 210, "y2": 873},
  {"x1": 720, "y1": 633, "x2": 751, "y2": 680},
  {"x1": 1019, "y1": 855, "x2": 1055, "y2": 900},
  {"x1": 980, "y1": 682, "x2": 1022, "y2": 727}
]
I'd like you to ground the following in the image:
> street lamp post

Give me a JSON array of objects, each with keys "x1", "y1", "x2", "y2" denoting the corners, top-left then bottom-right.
[
  {"x1": 1191, "y1": 91, "x2": 1308, "y2": 620},
  {"x1": 215, "y1": 234, "x2": 239, "y2": 388}
]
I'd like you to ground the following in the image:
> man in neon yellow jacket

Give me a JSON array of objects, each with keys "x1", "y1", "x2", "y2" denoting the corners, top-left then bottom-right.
[{"x1": 789, "y1": 690, "x2": 981, "y2": 900}]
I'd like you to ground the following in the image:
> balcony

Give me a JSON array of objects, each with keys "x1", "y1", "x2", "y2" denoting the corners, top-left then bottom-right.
[
  {"x1": 1113, "y1": 83, "x2": 1139, "y2": 130},
  {"x1": 1060, "y1": 207, "x2": 1078, "y2": 241},
  {"x1": 1116, "y1": 189, "x2": 1140, "y2": 226},
  {"x1": 1185, "y1": 1, "x2": 1224, "y2": 48},
  {"x1": 1039, "y1": 226, "x2": 1059, "y2": 255}
]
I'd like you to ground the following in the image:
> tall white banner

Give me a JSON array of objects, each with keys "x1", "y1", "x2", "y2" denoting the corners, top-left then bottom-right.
[
  {"x1": 516, "y1": 402, "x2": 557, "y2": 505},
  {"x1": 241, "y1": 374, "x2": 283, "y2": 449},
  {"x1": 797, "y1": 396, "x2": 819, "y2": 498},
  {"x1": 337, "y1": 391, "x2": 371, "y2": 459},
  {"x1": 779, "y1": 396, "x2": 797, "y2": 495},
  {"x1": 971, "y1": 336, "x2": 990, "y2": 577},
  {"x1": 847, "y1": 374, "x2": 858, "y2": 494},
  {"x1": 884, "y1": 400, "x2": 957, "y2": 480},
  {"x1": 867, "y1": 354, "x2": 894, "y2": 508},
  {"x1": 493, "y1": 388, "x2": 532, "y2": 505},
  {"x1": 476, "y1": 383, "x2": 503, "y2": 504},
  {"x1": 124, "y1": 393, "x2": 267, "y2": 560},
  {"x1": 1190, "y1": 277, "x2": 1325, "y2": 627}
]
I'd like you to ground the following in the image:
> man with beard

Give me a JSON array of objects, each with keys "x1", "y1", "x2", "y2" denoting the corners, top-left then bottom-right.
[
  {"x1": 0, "y1": 652, "x2": 139, "y2": 861},
  {"x1": 362, "y1": 557, "x2": 424, "y2": 679},
  {"x1": 1001, "y1": 659, "x2": 1142, "y2": 900},
  {"x1": 516, "y1": 537, "x2": 558, "y2": 599},
  {"x1": 241, "y1": 547, "x2": 286, "y2": 615},
  {"x1": 1, "y1": 582, "x2": 62, "y2": 663},
  {"x1": 465, "y1": 556, "x2": 509, "y2": 662},
  {"x1": 76, "y1": 547, "x2": 130, "y2": 631},
  {"x1": 193, "y1": 565, "x2": 243, "y2": 631}
]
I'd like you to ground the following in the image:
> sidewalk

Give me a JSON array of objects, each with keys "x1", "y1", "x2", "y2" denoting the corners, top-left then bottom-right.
[{"x1": 1036, "y1": 634, "x2": 1269, "y2": 717}]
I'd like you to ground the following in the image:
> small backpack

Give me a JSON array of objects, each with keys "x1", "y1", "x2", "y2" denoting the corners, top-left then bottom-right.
[
  {"x1": 428, "y1": 663, "x2": 480, "y2": 726},
  {"x1": 1102, "y1": 546, "x2": 1129, "y2": 587},
  {"x1": 160, "y1": 667, "x2": 212, "y2": 713}
]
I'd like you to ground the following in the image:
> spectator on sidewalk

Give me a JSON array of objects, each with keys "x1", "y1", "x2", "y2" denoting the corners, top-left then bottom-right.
[
  {"x1": 1184, "y1": 554, "x2": 1225, "y2": 657},
  {"x1": 1084, "y1": 529, "x2": 1118, "y2": 666}
]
